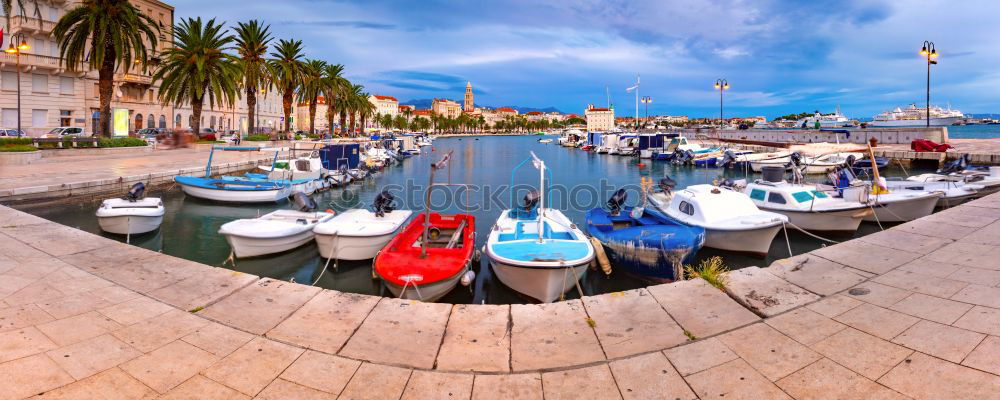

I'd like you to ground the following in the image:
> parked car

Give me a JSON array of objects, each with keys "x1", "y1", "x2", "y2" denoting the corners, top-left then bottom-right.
[
  {"x1": 197, "y1": 128, "x2": 218, "y2": 139},
  {"x1": 0, "y1": 129, "x2": 27, "y2": 137},
  {"x1": 46, "y1": 127, "x2": 88, "y2": 138}
]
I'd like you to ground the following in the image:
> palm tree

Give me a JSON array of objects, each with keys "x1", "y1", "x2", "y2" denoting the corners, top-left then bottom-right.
[
  {"x1": 320, "y1": 63, "x2": 347, "y2": 136},
  {"x1": 343, "y1": 84, "x2": 364, "y2": 136},
  {"x1": 152, "y1": 17, "x2": 239, "y2": 136},
  {"x1": 298, "y1": 59, "x2": 326, "y2": 134},
  {"x1": 269, "y1": 38, "x2": 306, "y2": 135},
  {"x1": 356, "y1": 92, "x2": 376, "y2": 134},
  {"x1": 232, "y1": 19, "x2": 272, "y2": 136},
  {"x1": 53, "y1": 0, "x2": 158, "y2": 137}
]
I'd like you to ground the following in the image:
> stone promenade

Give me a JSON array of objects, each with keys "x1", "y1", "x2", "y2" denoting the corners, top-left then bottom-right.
[{"x1": 1, "y1": 193, "x2": 1000, "y2": 399}]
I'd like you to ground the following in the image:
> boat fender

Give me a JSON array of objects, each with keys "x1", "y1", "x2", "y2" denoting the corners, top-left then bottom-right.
[
  {"x1": 589, "y1": 236, "x2": 613, "y2": 276},
  {"x1": 460, "y1": 270, "x2": 475, "y2": 286}
]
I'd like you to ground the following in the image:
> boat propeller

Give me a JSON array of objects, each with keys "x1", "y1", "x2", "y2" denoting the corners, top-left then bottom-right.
[
  {"x1": 607, "y1": 188, "x2": 627, "y2": 216},
  {"x1": 122, "y1": 182, "x2": 146, "y2": 202},
  {"x1": 373, "y1": 190, "x2": 396, "y2": 217},
  {"x1": 291, "y1": 192, "x2": 318, "y2": 212}
]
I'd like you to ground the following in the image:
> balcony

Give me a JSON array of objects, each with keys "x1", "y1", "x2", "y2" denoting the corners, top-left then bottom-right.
[
  {"x1": 0, "y1": 52, "x2": 62, "y2": 71},
  {"x1": 7, "y1": 18, "x2": 57, "y2": 34},
  {"x1": 119, "y1": 73, "x2": 153, "y2": 85}
]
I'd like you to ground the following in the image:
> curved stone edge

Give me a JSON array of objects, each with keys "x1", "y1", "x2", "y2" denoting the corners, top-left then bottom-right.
[{"x1": 3, "y1": 194, "x2": 1000, "y2": 397}]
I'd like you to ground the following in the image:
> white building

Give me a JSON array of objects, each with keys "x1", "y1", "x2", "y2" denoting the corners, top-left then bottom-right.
[
  {"x1": 585, "y1": 104, "x2": 614, "y2": 131},
  {"x1": 368, "y1": 95, "x2": 398, "y2": 130}
]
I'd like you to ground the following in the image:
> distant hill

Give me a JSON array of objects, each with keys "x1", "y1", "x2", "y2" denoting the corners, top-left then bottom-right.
[{"x1": 399, "y1": 98, "x2": 564, "y2": 114}]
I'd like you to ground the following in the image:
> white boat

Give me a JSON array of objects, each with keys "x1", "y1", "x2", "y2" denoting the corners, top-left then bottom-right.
[
  {"x1": 741, "y1": 173, "x2": 872, "y2": 234},
  {"x1": 906, "y1": 171, "x2": 1000, "y2": 198},
  {"x1": 656, "y1": 184, "x2": 788, "y2": 257},
  {"x1": 795, "y1": 107, "x2": 854, "y2": 128},
  {"x1": 95, "y1": 183, "x2": 164, "y2": 235},
  {"x1": 219, "y1": 194, "x2": 336, "y2": 258},
  {"x1": 538, "y1": 139, "x2": 553, "y2": 144},
  {"x1": 870, "y1": 104, "x2": 964, "y2": 127},
  {"x1": 486, "y1": 153, "x2": 594, "y2": 303},
  {"x1": 313, "y1": 193, "x2": 413, "y2": 260},
  {"x1": 866, "y1": 190, "x2": 940, "y2": 222},
  {"x1": 750, "y1": 152, "x2": 845, "y2": 175},
  {"x1": 884, "y1": 179, "x2": 981, "y2": 208}
]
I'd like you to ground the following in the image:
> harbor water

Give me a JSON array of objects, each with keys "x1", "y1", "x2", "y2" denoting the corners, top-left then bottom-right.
[{"x1": 28, "y1": 135, "x2": 922, "y2": 304}]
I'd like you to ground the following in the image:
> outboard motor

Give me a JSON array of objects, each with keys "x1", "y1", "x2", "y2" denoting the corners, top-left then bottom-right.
[
  {"x1": 607, "y1": 189, "x2": 627, "y2": 216},
  {"x1": 789, "y1": 152, "x2": 803, "y2": 167},
  {"x1": 720, "y1": 149, "x2": 737, "y2": 169},
  {"x1": 122, "y1": 182, "x2": 146, "y2": 202},
  {"x1": 939, "y1": 154, "x2": 971, "y2": 174},
  {"x1": 291, "y1": 192, "x2": 317, "y2": 212},
  {"x1": 658, "y1": 177, "x2": 677, "y2": 193},
  {"x1": 372, "y1": 190, "x2": 395, "y2": 217},
  {"x1": 521, "y1": 190, "x2": 540, "y2": 213},
  {"x1": 669, "y1": 148, "x2": 685, "y2": 164},
  {"x1": 844, "y1": 154, "x2": 857, "y2": 168}
]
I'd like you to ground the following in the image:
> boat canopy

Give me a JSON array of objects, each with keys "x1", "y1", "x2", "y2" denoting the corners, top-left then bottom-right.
[{"x1": 320, "y1": 144, "x2": 361, "y2": 169}]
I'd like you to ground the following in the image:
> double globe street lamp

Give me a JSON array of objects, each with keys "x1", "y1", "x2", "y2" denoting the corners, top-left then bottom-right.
[
  {"x1": 920, "y1": 41, "x2": 938, "y2": 127},
  {"x1": 5, "y1": 34, "x2": 31, "y2": 137},
  {"x1": 640, "y1": 96, "x2": 652, "y2": 128},
  {"x1": 714, "y1": 78, "x2": 729, "y2": 127}
]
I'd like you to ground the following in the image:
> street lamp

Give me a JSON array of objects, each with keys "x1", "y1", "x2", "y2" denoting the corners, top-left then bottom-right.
[
  {"x1": 920, "y1": 41, "x2": 938, "y2": 127},
  {"x1": 640, "y1": 96, "x2": 652, "y2": 129},
  {"x1": 714, "y1": 79, "x2": 729, "y2": 127},
  {"x1": 6, "y1": 34, "x2": 31, "y2": 137}
]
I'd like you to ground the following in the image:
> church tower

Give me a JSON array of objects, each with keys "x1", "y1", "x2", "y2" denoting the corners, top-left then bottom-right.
[{"x1": 463, "y1": 81, "x2": 474, "y2": 111}]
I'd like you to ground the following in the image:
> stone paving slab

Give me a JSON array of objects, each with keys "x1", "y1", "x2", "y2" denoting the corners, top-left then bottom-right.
[
  {"x1": 120, "y1": 339, "x2": 219, "y2": 393},
  {"x1": 776, "y1": 358, "x2": 908, "y2": 400},
  {"x1": 59, "y1": 247, "x2": 200, "y2": 294},
  {"x1": 181, "y1": 321, "x2": 255, "y2": 358},
  {"x1": 202, "y1": 336, "x2": 304, "y2": 397},
  {"x1": 33, "y1": 367, "x2": 157, "y2": 399},
  {"x1": 160, "y1": 375, "x2": 250, "y2": 400},
  {"x1": 46, "y1": 333, "x2": 142, "y2": 380},
  {"x1": 581, "y1": 288, "x2": 687, "y2": 358},
  {"x1": 662, "y1": 337, "x2": 739, "y2": 376},
  {"x1": 400, "y1": 370, "x2": 474, "y2": 400},
  {"x1": 279, "y1": 350, "x2": 361, "y2": 396},
  {"x1": 111, "y1": 308, "x2": 210, "y2": 353},
  {"x1": 859, "y1": 228, "x2": 953, "y2": 254},
  {"x1": 834, "y1": 303, "x2": 920, "y2": 340},
  {"x1": 952, "y1": 305, "x2": 1000, "y2": 336},
  {"x1": 646, "y1": 278, "x2": 760, "y2": 339},
  {"x1": 896, "y1": 257, "x2": 963, "y2": 278},
  {"x1": 805, "y1": 294, "x2": 864, "y2": 318},
  {"x1": 962, "y1": 335, "x2": 1000, "y2": 376},
  {"x1": 718, "y1": 322, "x2": 822, "y2": 381},
  {"x1": 924, "y1": 242, "x2": 1000, "y2": 271},
  {"x1": 0, "y1": 326, "x2": 58, "y2": 363},
  {"x1": 266, "y1": 290, "x2": 379, "y2": 355},
  {"x1": 471, "y1": 373, "x2": 543, "y2": 400},
  {"x1": 339, "y1": 298, "x2": 451, "y2": 369},
  {"x1": 337, "y1": 362, "x2": 412, "y2": 400},
  {"x1": 765, "y1": 308, "x2": 847, "y2": 345},
  {"x1": 255, "y1": 378, "x2": 334, "y2": 400},
  {"x1": 200, "y1": 278, "x2": 320, "y2": 335},
  {"x1": 0, "y1": 221, "x2": 119, "y2": 258},
  {"x1": 878, "y1": 351, "x2": 1000, "y2": 399},
  {"x1": 872, "y1": 269, "x2": 969, "y2": 298},
  {"x1": 891, "y1": 320, "x2": 986, "y2": 363},
  {"x1": 685, "y1": 358, "x2": 792, "y2": 400},
  {"x1": 950, "y1": 284, "x2": 1000, "y2": 308},
  {"x1": 0, "y1": 304, "x2": 54, "y2": 333},
  {"x1": 888, "y1": 293, "x2": 974, "y2": 325},
  {"x1": 844, "y1": 281, "x2": 913, "y2": 307},
  {"x1": 436, "y1": 304, "x2": 510, "y2": 372},
  {"x1": 509, "y1": 299, "x2": 605, "y2": 371},
  {"x1": 811, "y1": 240, "x2": 922, "y2": 275},
  {"x1": 148, "y1": 266, "x2": 258, "y2": 311},
  {"x1": 608, "y1": 352, "x2": 697, "y2": 400},
  {"x1": 767, "y1": 254, "x2": 867, "y2": 296},
  {"x1": 0, "y1": 354, "x2": 75, "y2": 400},
  {"x1": 541, "y1": 364, "x2": 622, "y2": 400},
  {"x1": 810, "y1": 327, "x2": 914, "y2": 381},
  {"x1": 724, "y1": 266, "x2": 820, "y2": 317}
]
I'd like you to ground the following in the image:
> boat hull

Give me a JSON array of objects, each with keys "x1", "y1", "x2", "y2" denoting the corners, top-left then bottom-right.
[
  {"x1": 869, "y1": 117, "x2": 962, "y2": 127},
  {"x1": 383, "y1": 269, "x2": 466, "y2": 302},
  {"x1": 770, "y1": 208, "x2": 869, "y2": 234},
  {"x1": 866, "y1": 194, "x2": 939, "y2": 222},
  {"x1": 490, "y1": 260, "x2": 590, "y2": 303},
  {"x1": 704, "y1": 225, "x2": 783, "y2": 258},
  {"x1": 936, "y1": 192, "x2": 977, "y2": 208},
  {"x1": 222, "y1": 229, "x2": 315, "y2": 258},
  {"x1": 178, "y1": 183, "x2": 290, "y2": 203},
  {"x1": 97, "y1": 215, "x2": 163, "y2": 235},
  {"x1": 315, "y1": 232, "x2": 397, "y2": 260}
]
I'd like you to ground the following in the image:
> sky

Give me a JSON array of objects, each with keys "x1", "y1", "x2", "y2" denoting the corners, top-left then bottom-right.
[{"x1": 173, "y1": 0, "x2": 1000, "y2": 119}]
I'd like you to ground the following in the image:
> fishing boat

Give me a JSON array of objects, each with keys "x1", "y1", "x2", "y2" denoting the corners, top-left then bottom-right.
[
  {"x1": 373, "y1": 152, "x2": 476, "y2": 302},
  {"x1": 313, "y1": 190, "x2": 413, "y2": 260},
  {"x1": 218, "y1": 193, "x2": 336, "y2": 258},
  {"x1": 905, "y1": 156, "x2": 1000, "y2": 198},
  {"x1": 741, "y1": 167, "x2": 872, "y2": 234},
  {"x1": 829, "y1": 167, "x2": 939, "y2": 222},
  {"x1": 595, "y1": 134, "x2": 618, "y2": 153},
  {"x1": 538, "y1": 138, "x2": 553, "y2": 144},
  {"x1": 95, "y1": 183, "x2": 165, "y2": 235},
  {"x1": 883, "y1": 179, "x2": 981, "y2": 208},
  {"x1": 175, "y1": 146, "x2": 294, "y2": 203},
  {"x1": 486, "y1": 152, "x2": 595, "y2": 302},
  {"x1": 587, "y1": 187, "x2": 704, "y2": 282},
  {"x1": 657, "y1": 183, "x2": 788, "y2": 258}
]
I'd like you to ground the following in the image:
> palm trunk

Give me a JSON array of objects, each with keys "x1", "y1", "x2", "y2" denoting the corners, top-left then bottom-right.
[
  {"x1": 339, "y1": 109, "x2": 347, "y2": 135},
  {"x1": 192, "y1": 96, "x2": 204, "y2": 137},
  {"x1": 245, "y1": 86, "x2": 256, "y2": 135},
  {"x1": 308, "y1": 97, "x2": 318, "y2": 134},
  {"x1": 282, "y1": 88, "x2": 293, "y2": 134},
  {"x1": 325, "y1": 102, "x2": 335, "y2": 136},
  {"x1": 349, "y1": 113, "x2": 356, "y2": 137},
  {"x1": 360, "y1": 114, "x2": 366, "y2": 134},
  {"x1": 98, "y1": 41, "x2": 116, "y2": 138}
]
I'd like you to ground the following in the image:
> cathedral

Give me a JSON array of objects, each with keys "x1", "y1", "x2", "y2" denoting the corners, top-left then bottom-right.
[{"x1": 464, "y1": 82, "x2": 474, "y2": 112}]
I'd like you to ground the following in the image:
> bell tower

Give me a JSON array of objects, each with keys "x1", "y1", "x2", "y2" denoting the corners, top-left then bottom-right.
[{"x1": 463, "y1": 81, "x2": 474, "y2": 112}]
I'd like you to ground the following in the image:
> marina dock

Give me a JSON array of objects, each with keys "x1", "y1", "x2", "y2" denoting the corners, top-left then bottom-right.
[{"x1": 1, "y1": 148, "x2": 999, "y2": 398}]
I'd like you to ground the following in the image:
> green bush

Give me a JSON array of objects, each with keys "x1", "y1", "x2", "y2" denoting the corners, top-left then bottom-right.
[
  {"x1": 294, "y1": 134, "x2": 302, "y2": 140},
  {"x1": 0, "y1": 138, "x2": 33, "y2": 146},
  {"x1": 0, "y1": 145, "x2": 39, "y2": 152},
  {"x1": 61, "y1": 140, "x2": 74, "y2": 148},
  {"x1": 245, "y1": 134, "x2": 270, "y2": 141},
  {"x1": 98, "y1": 137, "x2": 148, "y2": 148},
  {"x1": 38, "y1": 142, "x2": 59, "y2": 149}
]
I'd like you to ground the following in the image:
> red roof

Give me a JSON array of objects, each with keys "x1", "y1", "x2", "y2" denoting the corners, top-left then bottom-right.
[
  {"x1": 525, "y1": 111, "x2": 542, "y2": 115},
  {"x1": 566, "y1": 114, "x2": 579, "y2": 118},
  {"x1": 497, "y1": 107, "x2": 516, "y2": 113},
  {"x1": 373, "y1": 95, "x2": 397, "y2": 101},
  {"x1": 413, "y1": 110, "x2": 432, "y2": 115},
  {"x1": 588, "y1": 108, "x2": 611, "y2": 112}
]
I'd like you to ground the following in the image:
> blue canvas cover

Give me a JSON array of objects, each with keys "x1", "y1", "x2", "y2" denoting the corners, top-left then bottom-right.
[{"x1": 320, "y1": 144, "x2": 361, "y2": 169}]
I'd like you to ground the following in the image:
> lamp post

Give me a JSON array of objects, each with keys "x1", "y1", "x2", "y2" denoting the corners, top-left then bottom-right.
[
  {"x1": 714, "y1": 79, "x2": 729, "y2": 127},
  {"x1": 5, "y1": 34, "x2": 31, "y2": 137},
  {"x1": 640, "y1": 96, "x2": 652, "y2": 129},
  {"x1": 920, "y1": 41, "x2": 938, "y2": 127}
]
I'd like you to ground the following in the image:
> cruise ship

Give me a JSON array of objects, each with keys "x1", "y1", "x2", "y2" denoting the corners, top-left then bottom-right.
[
  {"x1": 796, "y1": 106, "x2": 854, "y2": 128},
  {"x1": 870, "y1": 104, "x2": 964, "y2": 127}
]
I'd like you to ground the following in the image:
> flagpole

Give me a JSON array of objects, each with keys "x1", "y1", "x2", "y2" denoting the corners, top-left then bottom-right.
[{"x1": 635, "y1": 74, "x2": 640, "y2": 131}]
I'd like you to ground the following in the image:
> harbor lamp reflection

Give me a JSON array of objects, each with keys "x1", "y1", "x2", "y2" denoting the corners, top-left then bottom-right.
[
  {"x1": 920, "y1": 41, "x2": 938, "y2": 127},
  {"x1": 6, "y1": 35, "x2": 31, "y2": 137},
  {"x1": 714, "y1": 79, "x2": 729, "y2": 127}
]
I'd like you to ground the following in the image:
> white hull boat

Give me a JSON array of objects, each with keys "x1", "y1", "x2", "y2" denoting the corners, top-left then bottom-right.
[
  {"x1": 490, "y1": 259, "x2": 590, "y2": 303},
  {"x1": 176, "y1": 179, "x2": 292, "y2": 203},
  {"x1": 866, "y1": 190, "x2": 940, "y2": 222},
  {"x1": 884, "y1": 180, "x2": 981, "y2": 208},
  {"x1": 96, "y1": 197, "x2": 165, "y2": 235},
  {"x1": 313, "y1": 208, "x2": 413, "y2": 260},
  {"x1": 742, "y1": 177, "x2": 872, "y2": 234},
  {"x1": 220, "y1": 209, "x2": 336, "y2": 258}
]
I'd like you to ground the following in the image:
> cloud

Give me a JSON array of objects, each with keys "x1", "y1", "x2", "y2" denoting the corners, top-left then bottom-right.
[{"x1": 276, "y1": 20, "x2": 397, "y2": 30}]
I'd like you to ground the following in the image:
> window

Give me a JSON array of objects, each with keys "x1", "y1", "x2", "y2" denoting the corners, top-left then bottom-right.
[
  {"x1": 749, "y1": 189, "x2": 766, "y2": 201},
  {"x1": 59, "y1": 77, "x2": 74, "y2": 95},
  {"x1": 135, "y1": 114, "x2": 143, "y2": 131},
  {"x1": 678, "y1": 201, "x2": 695, "y2": 216},
  {"x1": 1, "y1": 71, "x2": 16, "y2": 91},
  {"x1": 93, "y1": 83, "x2": 99, "y2": 98},
  {"x1": 60, "y1": 110, "x2": 72, "y2": 126},
  {"x1": 31, "y1": 38, "x2": 45, "y2": 56},
  {"x1": 2, "y1": 109, "x2": 18, "y2": 127},
  {"x1": 31, "y1": 109, "x2": 47, "y2": 127},
  {"x1": 812, "y1": 190, "x2": 829, "y2": 199},
  {"x1": 792, "y1": 191, "x2": 814, "y2": 203},
  {"x1": 159, "y1": 115, "x2": 166, "y2": 129},
  {"x1": 147, "y1": 114, "x2": 154, "y2": 129},
  {"x1": 768, "y1": 192, "x2": 787, "y2": 204}
]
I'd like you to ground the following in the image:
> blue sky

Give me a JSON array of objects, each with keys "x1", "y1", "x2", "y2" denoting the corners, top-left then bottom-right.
[{"x1": 174, "y1": 0, "x2": 998, "y2": 119}]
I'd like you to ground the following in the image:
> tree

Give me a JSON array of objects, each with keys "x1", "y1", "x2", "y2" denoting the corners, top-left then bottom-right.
[
  {"x1": 233, "y1": 19, "x2": 272, "y2": 135},
  {"x1": 152, "y1": 17, "x2": 239, "y2": 137},
  {"x1": 356, "y1": 92, "x2": 375, "y2": 134},
  {"x1": 299, "y1": 59, "x2": 326, "y2": 134},
  {"x1": 53, "y1": 0, "x2": 158, "y2": 137},
  {"x1": 269, "y1": 38, "x2": 306, "y2": 134},
  {"x1": 321, "y1": 63, "x2": 347, "y2": 136}
]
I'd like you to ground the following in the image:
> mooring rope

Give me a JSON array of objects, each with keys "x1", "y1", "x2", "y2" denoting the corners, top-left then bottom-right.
[
  {"x1": 311, "y1": 230, "x2": 339, "y2": 286},
  {"x1": 784, "y1": 221, "x2": 841, "y2": 244}
]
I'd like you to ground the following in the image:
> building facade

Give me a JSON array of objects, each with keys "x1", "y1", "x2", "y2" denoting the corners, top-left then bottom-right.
[
  {"x1": 368, "y1": 95, "x2": 398, "y2": 130},
  {"x1": 585, "y1": 105, "x2": 614, "y2": 131},
  {"x1": 463, "y1": 81, "x2": 473, "y2": 112},
  {"x1": 431, "y1": 99, "x2": 461, "y2": 119},
  {"x1": 0, "y1": 0, "x2": 282, "y2": 137}
]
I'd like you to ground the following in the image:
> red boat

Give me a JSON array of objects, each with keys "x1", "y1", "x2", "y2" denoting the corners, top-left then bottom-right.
[
  {"x1": 581, "y1": 144, "x2": 595, "y2": 151},
  {"x1": 374, "y1": 213, "x2": 476, "y2": 301},
  {"x1": 372, "y1": 151, "x2": 477, "y2": 302}
]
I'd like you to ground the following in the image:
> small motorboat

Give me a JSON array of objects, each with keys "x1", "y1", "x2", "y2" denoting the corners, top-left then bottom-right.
[
  {"x1": 175, "y1": 145, "x2": 293, "y2": 203},
  {"x1": 373, "y1": 152, "x2": 476, "y2": 302},
  {"x1": 218, "y1": 193, "x2": 336, "y2": 258},
  {"x1": 313, "y1": 190, "x2": 413, "y2": 260},
  {"x1": 538, "y1": 139, "x2": 553, "y2": 144},
  {"x1": 96, "y1": 183, "x2": 165, "y2": 235},
  {"x1": 830, "y1": 167, "x2": 939, "y2": 223},
  {"x1": 741, "y1": 166, "x2": 872, "y2": 234},
  {"x1": 657, "y1": 182, "x2": 788, "y2": 258},
  {"x1": 587, "y1": 188, "x2": 705, "y2": 282},
  {"x1": 486, "y1": 152, "x2": 595, "y2": 302},
  {"x1": 884, "y1": 179, "x2": 980, "y2": 208},
  {"x1": 849, "y1": 156, "x2": 889, "y2": 177}
]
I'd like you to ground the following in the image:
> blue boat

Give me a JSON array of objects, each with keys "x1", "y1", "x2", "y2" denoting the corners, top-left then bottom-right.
[
  {"x1": 174, "y1": 146, "x2": 296, "y2": 203},
  {"x1": 586, "y1": 190, "x2": 705, "y2": 282}
]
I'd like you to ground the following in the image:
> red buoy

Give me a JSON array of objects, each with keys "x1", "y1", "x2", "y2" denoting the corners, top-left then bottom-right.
[{"x1": 637, "y1": 163, "x2": 646, "y2": 168}]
